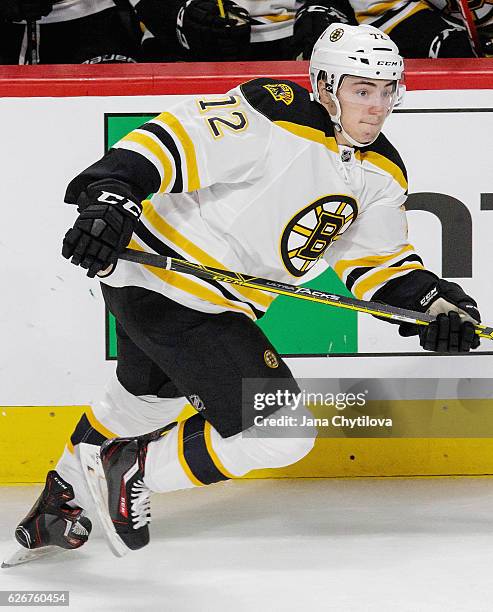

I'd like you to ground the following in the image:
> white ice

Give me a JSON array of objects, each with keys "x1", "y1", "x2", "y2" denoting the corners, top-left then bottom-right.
[{"x1": 1, "y1": 477, "x2": 493, "y2": 612}]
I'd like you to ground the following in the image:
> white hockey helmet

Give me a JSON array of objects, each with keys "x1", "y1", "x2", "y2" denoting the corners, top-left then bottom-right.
[{"x1": 309, "y1": 23, "x2": 405, "y2": 146}]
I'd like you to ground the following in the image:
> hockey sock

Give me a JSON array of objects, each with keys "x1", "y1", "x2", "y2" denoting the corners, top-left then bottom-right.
[
  {"x1": 144, "y1": 406, "x2": 316, "y2": 493},
  {"x1": 56, "y1": 376, "x2": 190, "y2": 510}
]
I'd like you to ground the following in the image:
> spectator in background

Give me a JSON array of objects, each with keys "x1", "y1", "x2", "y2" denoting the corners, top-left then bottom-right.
[{"x1": 0, "y1": 0, "x2": 142, "y2": 64}]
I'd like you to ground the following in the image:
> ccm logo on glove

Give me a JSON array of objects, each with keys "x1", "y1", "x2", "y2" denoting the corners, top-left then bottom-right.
[
  {"x1": 419, "y1": 287, "x2": 438, "y2": 308},
  {"x1": 399, "y1": 278, "x2": 481, "y2": 352},
  {"x1": 62, "y1": 179, "x2": 142, "y2": 278},
  {"x1": 97, "y1": 191, "x2": 142, "y2": 218}
]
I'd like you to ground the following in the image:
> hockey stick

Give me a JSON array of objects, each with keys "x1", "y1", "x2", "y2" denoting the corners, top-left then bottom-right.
[
  {"x1": 25, "y1": 20, "x2": 39, "y2": 65},
  {"x1": 217, "y1": 0, "x2": 226, "y2": 18},
  {"x1": 456, "y1": 0, "x2": 482, "y2": 56},
  {"x1": 119, "y1": 248, "x2": 493, "y2": 340}
]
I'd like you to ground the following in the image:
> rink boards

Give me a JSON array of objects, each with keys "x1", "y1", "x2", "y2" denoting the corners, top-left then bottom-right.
[
  {"x1": 3, "y1": 400, "x2": 493, "y2": 483},
  {"x1": 1, "y1": 61, "x2": 492, "y2": 482}
]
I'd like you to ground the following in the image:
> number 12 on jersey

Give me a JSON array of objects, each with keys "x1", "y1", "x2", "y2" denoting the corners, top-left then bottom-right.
[{"x1": 197, "y1": 96, "x2": 249, "y2": 140}]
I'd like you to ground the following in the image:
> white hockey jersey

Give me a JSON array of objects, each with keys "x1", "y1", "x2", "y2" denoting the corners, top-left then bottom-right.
[
  {"x1": 353, "y1": 0, "x2": 492, "y2": 38},
  {"x1": 30, "y1": 0, "x2": 115, "y2": 24},
  {"x1": 234, "y1": 0, "x2": 302, "y2": 43},
  {"x1": 67, "y1": 78, "x2": 425, "y2": 320}
]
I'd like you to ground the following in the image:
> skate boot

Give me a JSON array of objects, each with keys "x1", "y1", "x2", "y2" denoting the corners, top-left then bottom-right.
[
  {"x1": 99, "y1": 424, "x2": 176, "y2": 552},
  {"x1": 2, "y1": 471, "x2": 91, "y2": 567},
  {"x1": 16, "y1": 470, "x2": 91, "y2": 550}
]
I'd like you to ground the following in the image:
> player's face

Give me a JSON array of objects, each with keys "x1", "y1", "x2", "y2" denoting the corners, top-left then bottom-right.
[{"x1": 337, "y1": 76, "x2": 395, "y2": 144}]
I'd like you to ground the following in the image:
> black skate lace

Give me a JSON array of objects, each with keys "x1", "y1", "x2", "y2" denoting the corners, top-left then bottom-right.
[{"x1": 131, "y1": 479, "x2": 151, "y2": 529}]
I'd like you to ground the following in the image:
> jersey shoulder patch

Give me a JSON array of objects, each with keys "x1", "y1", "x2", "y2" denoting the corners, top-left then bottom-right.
[
  {"x1": 240, "y1": 79, "x2": 323, "y2": 125},
  {"x1": 240, "y1": 78, "x2": 309, "y2": 117},
  {"x1": 359, "y1": 133, "x2": 408, "y2": 192},
  {"x1": 240, "y1": 78, "x2": 335, "y2": 143}
]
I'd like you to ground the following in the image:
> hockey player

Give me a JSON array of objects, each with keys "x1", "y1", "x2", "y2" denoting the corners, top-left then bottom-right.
[
  {"x1": 425, "y1": 0, "x2": 493, "y2": 56},
  {"x1": 350, "y1": 0, "x2": 479, "y2": 58},
  {"x1": 138, "y1": 0, "x2": 252, "y2": 61},
  {"x1": 137, "y1": 0, "x2": 357, "y2": 62},
  {"x1": 294, "y1": 0, "x2": 478, "y2": 59},
  {"x1": 10, "y1": 23, "x2": 481, "y2": 560},
  {"x1": 137, "y1": 0, "x2": 482, "y2": 63},
  {"x1": 0, "y1": 0, "x2": 142, "y2": 64}
]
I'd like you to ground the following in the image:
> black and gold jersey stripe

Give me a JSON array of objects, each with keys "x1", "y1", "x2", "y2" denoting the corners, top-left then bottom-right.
[
  {"x1": 334, "y1": 244, "x2": 424, "y2": 300},
  {"x1": 358, "y1": 133, "x2": 408, "y2": 192},
  {"x1": 346, "y1": 253, "x2": 423, "y2": 292},
  {"x1": 133, "y1": 122, "x2": 184, "y2": 193},
  {"x1": 139, "y1": 198, "x2": 274, "y2": 313},
  {"x1": 178, "y1": 414, "x2": 234, "y2": 486},
  {"x1": 113, "y1": 111, "x2": 201, "y2": 196},
  {"x1": 67, "y1": 408, "x2": 118, "y2": 454},
  {"x1": 356, "y1": 1, "x2": 431, "y2": 34},
  {"x1": 240, "y1": 78, "x2": 339, "y2": 153},
  {"x1": 241, "y1": 78, "x2": 407, "y2": 190},
  {"x1": 133, "y1": 220, "x2": 266, "y2": 320}
]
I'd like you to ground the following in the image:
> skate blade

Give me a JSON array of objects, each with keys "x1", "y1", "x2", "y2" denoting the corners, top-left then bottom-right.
[
  {"x1": 2, "y1": 545, "x2": 64, "y2": 568},
  {"x1": 78, "y1": 443, "x2": 128, "y2": 558}
]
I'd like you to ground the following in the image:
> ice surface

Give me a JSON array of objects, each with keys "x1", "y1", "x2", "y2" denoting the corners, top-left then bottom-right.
[{"x1": 1, "y1": 478, "x2": 493, "y2": 612}]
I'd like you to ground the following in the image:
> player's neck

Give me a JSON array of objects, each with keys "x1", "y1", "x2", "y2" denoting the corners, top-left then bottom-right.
[{"x1": 334, "y1": 130, "x2": 353, "y2": 148}]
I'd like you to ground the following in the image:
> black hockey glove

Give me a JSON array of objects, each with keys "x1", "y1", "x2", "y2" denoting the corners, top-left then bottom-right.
[
  {"x1": 176, "y1": 0, "x2": 251, "y2": 61},
  {"x1": 0, "y1": 0, "x2": 53, "y2": 21},
  {"x1": 62, "y1": 179, "x2": 142, "y2": 278},
  {"x1": 398, "y1": 279, "x2": 481, "y2": 352},
  {"x1": 293, "y1": 0, "x2": 356, "y2": 60}
]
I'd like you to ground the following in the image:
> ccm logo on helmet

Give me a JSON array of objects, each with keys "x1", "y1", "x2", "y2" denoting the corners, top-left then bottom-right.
[{"x1": 377, "y1": 60, "x2": 399, "y2": 66}]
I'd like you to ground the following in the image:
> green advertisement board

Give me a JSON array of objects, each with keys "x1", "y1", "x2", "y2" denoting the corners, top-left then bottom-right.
[{"x1": 105, "y1": 114, "x2": 358, "y2": 358}]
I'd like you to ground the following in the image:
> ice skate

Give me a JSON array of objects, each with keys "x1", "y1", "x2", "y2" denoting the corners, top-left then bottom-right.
[
  {"x1": 80, "y1": 425, "x2": 174, "y2": 557},
  {"x1": 2, "y1": 470, "x2": 91, "y2": 568}
]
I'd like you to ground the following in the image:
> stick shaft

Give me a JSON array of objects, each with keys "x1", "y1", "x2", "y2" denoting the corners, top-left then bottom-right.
[
  {"x1": 119, "y1": 248, "x2": 493, "y2": 340},
  {"x1": 456, "y1": 0, "x2": 482, "y2": 55},
  {"x1": 217, "y1": 0, "x2": 226, "y2": 18},
  {"x1": 26, "y1": 20, "x2": 38, "y2": 65}
]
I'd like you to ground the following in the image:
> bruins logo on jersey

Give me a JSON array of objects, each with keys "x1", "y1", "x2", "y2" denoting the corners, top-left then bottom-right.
[
  {"x1": 263, "y1": 83, "x2": 294, "y2": 106},
  {"x1": 329, "y1": 28, "x2": 344, "y2": 42},
  {"x1": 264, "y1": 349, "x2": 279, "y2": 369},
  {"x1": 280, "y1": 195, "x2": 358, "y2": 277}
]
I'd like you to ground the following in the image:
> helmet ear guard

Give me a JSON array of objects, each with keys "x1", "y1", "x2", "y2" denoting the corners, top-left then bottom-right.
[{"x1": 309, "y1": 23, "x2": 405, "y2": 147}]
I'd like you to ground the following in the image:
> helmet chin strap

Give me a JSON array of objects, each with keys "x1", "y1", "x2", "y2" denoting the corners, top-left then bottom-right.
[{"x1": 328, "y1": 92, "x2": 380, "y2": 148}]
